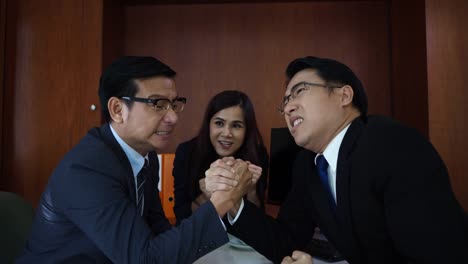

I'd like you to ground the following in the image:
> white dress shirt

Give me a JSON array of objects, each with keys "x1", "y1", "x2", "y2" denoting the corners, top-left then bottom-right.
[
  {"x1": 314, "y1": 124, "x2": 350, "y2": 203},
  {"x1": 110, "y1": 124, "x2": 148, "y2": 207},
  {"x1": 230, "y1": 124, "x2": 351, "y2": 222}
]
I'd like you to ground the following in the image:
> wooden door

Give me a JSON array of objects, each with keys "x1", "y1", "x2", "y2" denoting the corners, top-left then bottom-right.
[{"x1": 1, "y1": 0, "x2": 103, "y2": 205}]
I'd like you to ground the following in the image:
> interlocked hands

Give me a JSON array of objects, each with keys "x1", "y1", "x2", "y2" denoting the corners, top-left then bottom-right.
[{"x1": 205, "y1": 157, "x2": 262, "y2": 217}]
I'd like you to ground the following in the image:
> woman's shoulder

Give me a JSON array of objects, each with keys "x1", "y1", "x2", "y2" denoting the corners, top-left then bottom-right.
[{"x1": 175, "y1": 137, "x2": 198, "y2": 153}]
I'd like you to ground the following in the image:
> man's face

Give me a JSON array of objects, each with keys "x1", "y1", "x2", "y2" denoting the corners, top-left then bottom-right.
[
  {"x1": 120, "y1": 76, "x2": 178, "y2": 155},
  {"x1": 282, "y1": 69, "x2": 345, "y2": 153}
]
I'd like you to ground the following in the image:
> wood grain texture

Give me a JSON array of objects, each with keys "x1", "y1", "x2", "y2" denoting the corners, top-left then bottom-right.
[
  {"x1": 123, "y1": 1, "x2": 391, "y2": 154},
  {"x1": 5, "y1": 0, "x2": 458, "y2": 210},
  {"x1": 122, "y1": 0, "x2": 385, "y2": 5},
  {"x1": 102, "y1": 0, "x2": 124, "y2": 74},
  {"x1": 0, "y1": 0, "x2": 6, "y2": 188},
  {"x1": 390, "y1": 0, "x2": 428, "y2": 137},
  {"x1": 2, "y1": 0, "x2": 102, "y2": 205},
  {"x1": 426, "y1": 0, "x2": 468, "y2": 210}
]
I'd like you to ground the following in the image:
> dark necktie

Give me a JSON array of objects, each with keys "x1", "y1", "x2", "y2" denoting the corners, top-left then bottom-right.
[
  {"x1": 136, "y1": 159, "x2": 149, "y2": 216},
  {"x1": 316, "y1": 155, "x2": 336, "y2": 212}
]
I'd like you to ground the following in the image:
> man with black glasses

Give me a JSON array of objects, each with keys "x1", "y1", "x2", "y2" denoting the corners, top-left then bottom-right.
[
  {"x1": 206, "y1": 56, "x2": 468, "y2": 264},
  {"x1": 18, "y1": 56, "x2": 252, "y2": 263}
]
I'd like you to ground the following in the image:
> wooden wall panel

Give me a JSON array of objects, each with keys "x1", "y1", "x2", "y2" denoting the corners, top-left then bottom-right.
[
  {"x1": 0, "y1": 0, "x2": 6, "y2": 187},
  {"x1": 426, "y1": 0, "x2": 468, "y2": 210},
  {"x1": 123, "y1": 1, "x2": 391, "y2": 154},
  {"x1": 102, "y1": 0, "x2": 124, "y2": 72},
  {"x1": 390, "y1": 0, "x2": 428, "y2": 137},
  {"x1": 2, "y1": 0, "x2": 102, "y2": 205}
]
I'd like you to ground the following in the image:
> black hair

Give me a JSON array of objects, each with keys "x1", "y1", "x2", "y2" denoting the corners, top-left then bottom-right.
[
  {"x1": 190, "y1": 90, "x2": 267, "y2": 205},
  {"x1": 286, "y1": 56, "x2": 368, "y2": 119},
  {"x1": 98, "y1": 56, "x2": 176, "y2": 122}
]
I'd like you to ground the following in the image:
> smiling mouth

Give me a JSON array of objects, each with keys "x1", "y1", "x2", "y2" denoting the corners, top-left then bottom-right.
[
  {"x1": 218, "y1": 140, "x2": 233, "y2": 148},
  {"x1": 156, "y1": 131, "x2": 171, "y2": 135}
]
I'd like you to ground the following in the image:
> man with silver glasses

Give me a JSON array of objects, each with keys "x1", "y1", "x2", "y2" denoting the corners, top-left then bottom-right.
[
  {"x1": 18, "y1": 56, "x2": 253, "y2": 263},
  {"x1": 206, "y1": 56, "x2": 468, "y2": 263}
]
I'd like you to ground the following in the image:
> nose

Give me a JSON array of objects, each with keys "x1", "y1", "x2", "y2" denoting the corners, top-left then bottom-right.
[
  {"x1": 283, "y1": 101, "x2": 297, "y2": 116},
  {"x1": 221, "y1": 125, "x2": 232, "y2": 137},
  {"x1": 162, "y1": 108, "x2": 178, "y2": 124}
]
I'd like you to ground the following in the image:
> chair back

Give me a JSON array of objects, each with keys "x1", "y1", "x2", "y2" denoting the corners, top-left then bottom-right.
[
  {"x1": 159, "y1": 154, "x2": 176, "y2": 225},
  {"x1": 0, "y1": 191, "x2": 35, "y2": 263}
]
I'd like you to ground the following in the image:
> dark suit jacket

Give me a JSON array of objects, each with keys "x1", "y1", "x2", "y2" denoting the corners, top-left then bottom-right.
[
  {"x1": 172, "y1": 138, "x2": 269, "y2": 225},
  {"x1": 17, "y1": 124, "x2": 228, "y2": 264},
  {"x1": 228, "y1": 116, "x2": 468, "y2": 264}
]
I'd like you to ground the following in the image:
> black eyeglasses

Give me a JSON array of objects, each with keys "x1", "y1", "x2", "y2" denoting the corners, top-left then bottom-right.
[
  {"x1": 121, "y1": 96, "x2": 187, "y2": 113},
  {"x1": 278, "y1": 82, "x2": 342, "y2": 114}
]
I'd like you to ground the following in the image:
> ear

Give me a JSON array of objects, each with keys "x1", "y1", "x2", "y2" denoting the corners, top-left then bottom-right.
[
  {"x1": 340, "y1": 85, "x2": 354, "y2": 107},
  {"x1": 108, "y1": 97, "x2": 126, "y2": 123}
]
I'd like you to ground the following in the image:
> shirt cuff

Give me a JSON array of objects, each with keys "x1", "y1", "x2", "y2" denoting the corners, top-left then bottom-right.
[{"x1": 227, "y1": 198, "x2": 244, "y2": 225}]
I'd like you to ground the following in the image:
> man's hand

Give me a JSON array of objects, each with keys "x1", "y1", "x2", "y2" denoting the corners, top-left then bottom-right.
[
  {"x1": 199, "y1": 178, "x2": 211, "y2": 198},
  {"x1": 281, "y1": 251, "x2": 313, "y2": 264},
  {"x1": 205, "y1": 159, "x2": 238, "y2": 193},
  {"x1": 207, "y1": 158, "x2": 253, "y2": 217}
]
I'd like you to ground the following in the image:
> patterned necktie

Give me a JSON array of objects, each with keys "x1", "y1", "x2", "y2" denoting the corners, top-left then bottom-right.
[
  {"x1": 316, "y1": 155, "x2": 336, "y2": 212},
  {"x1": 136, "y1": 159, "x2": 149, "y2": 216}
]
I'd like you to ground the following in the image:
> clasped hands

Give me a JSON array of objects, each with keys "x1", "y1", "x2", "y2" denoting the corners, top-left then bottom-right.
[
  {"x1": 204, "y1": 158, "x2": 312, "y2": 264},
  {"x1": 204, "y1": 157, "x2": 261, "y2": 216},
  {"x1": 205, "y1": 157, "x2": 261, "y2": 193}
]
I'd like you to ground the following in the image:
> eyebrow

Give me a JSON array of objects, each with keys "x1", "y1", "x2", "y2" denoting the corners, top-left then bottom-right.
[
  {"x1": 213, "y1": 117, "x2": 244, "y2": 124},
  {"x1": 231, "y1": 120, "x2": 244, "y2": 125},
  {"x1": 147, "y1": 94, "x2": 179, "y2": 100}
]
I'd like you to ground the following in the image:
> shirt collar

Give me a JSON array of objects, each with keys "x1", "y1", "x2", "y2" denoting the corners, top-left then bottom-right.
[
  {"x1": 314, "y1": 123, "x2": 351, "y2": 173},
  {"x1": 109, "y1": 124, "x2": 147, "y2": 177}
]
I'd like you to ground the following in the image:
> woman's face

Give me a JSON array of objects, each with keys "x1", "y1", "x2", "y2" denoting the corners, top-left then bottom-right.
[{"x1": 209, "y1": 105, "x2": 246, "y2": 157}]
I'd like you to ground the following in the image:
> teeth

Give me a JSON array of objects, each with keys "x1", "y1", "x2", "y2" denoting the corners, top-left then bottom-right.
[
  {"x1": 156, "y1": 131, "x2": 170, "y2": 135},
  {"x1": 293, "y1": 118, "x2": 303, "y2": 127},
  {"x1": 219, "y1": 140, "x2": 232, "y2": 146}
]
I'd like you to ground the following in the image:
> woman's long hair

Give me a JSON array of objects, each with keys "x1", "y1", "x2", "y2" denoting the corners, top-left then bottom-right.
[{"x1": 190, "y1": 90, "x2": 265, "y2": 198}]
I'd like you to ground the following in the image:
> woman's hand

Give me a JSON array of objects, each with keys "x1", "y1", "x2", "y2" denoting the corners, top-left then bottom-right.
[{"x1": 246, "y1": 162, "x2": 262, "y2": 185}]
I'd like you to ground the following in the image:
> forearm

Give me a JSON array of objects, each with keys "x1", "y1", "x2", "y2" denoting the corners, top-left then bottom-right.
[
  {"x1": 145, "y1": 202, "x2": 228, "y2": 263},
  {"x1": 228, "y1": 199, "x2": 243, "y2": 217},
  {"x1": 174, "y1": 192, "x2": 194, "y2": 224},
  {"x1": 227, "y1": 200, "x2": 299, "y2": 263},
  {"x1": 191, "y1": 192, "x2": 210, "y2": 211},
  {"x1": 210, "y1": 192, "x2": 235, "y2": 218}
]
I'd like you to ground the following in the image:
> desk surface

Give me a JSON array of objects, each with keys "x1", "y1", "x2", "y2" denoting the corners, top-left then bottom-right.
[
  {"x1": 193, "y1": 234, "x2": 349, "y2": 264},
  {"x1": 193, "y1": 242, "x2": 272, "y2": 264}
]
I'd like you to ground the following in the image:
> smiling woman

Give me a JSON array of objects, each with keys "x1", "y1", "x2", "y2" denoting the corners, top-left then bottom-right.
[
  {"x1": 209, "y1": 105, "x2": 246, "y2": 158},
  {"x1": 172, "y1": 90, "x2": 269, "y2": 225}
]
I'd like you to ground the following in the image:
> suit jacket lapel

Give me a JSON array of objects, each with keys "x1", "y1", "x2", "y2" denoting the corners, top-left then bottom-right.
[
  {"x1": 305, "y1": 151, "x2": 340, "y2": 241},
  {"x1": 335, "y1": 117, "x2": 365, "y2": 258},
  {"x1": 143, "y1": 152, "x2": 160, "y2": 216},
  {"x1": 100, "y1": 123, "x2": 136, "y2": 203}
]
